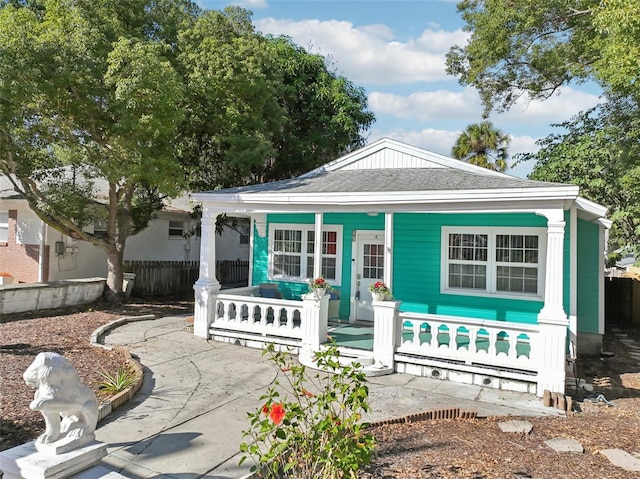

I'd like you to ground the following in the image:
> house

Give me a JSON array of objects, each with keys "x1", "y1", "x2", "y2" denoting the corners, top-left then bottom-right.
[
  {"x1": 0, "y1": 175, "x2": 249, "y2": 284},
  {"x1": 190, "y1": 138, "x2": 610, "y2": 396}
]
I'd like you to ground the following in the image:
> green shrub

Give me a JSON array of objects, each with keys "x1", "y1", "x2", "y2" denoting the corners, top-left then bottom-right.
[
  {"x1": 240, "y1": 342, "x2": 375, "y2": 478},
  {"x1": 96, "y1": 364, "x2": 137, "y2": 395}
]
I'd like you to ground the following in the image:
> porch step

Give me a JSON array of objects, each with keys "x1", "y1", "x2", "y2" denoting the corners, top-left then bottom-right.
[{"x1": 338, "y1": 348, "x2": 374, "y2": 367}]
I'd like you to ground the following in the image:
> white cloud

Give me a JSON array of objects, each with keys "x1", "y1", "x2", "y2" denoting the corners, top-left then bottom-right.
[
  {"x1": 369, "y1": 89, "x2": 482, "y2": 121},
  {"x1": 495, "y1": 87, "x2": 602, "y2": 125},
  {"x1": 231, "y1": 0, "x2": 268, "y2": 8},
  {"x1": 255, "y1": 18, "x2": 469, "y2": 84},
  {"x1": 370, "y1": 86, "x2": 602, "y2": 132}
]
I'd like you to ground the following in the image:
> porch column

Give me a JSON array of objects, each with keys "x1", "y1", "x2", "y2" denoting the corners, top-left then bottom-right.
[
  {"x1": 372, "y1": 299, "x2": 401, "y2": 372},
  {"x1": 313, "y1": 212, "x2": 323, "y2": 280},
  {"x1": 299, "y1": 293, "x2": 330, "y2": 364},
  {"x1": 384, "y1": 212, "x2": 393, "y2": 290},
  {"x1": 193, "y1": 208, "x2": 221, "y2": 338},
  {"x1": 536, "y1": 209, "x2": 568, "y2": 395}
]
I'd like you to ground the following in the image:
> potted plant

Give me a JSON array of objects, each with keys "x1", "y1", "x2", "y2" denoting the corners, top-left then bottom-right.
[
  {"x1": 0, "y1": 272, "x2": 15, "y2": 285},
  {"x1": 368, "y1": 281, "x2": 391, "y2": 301},
  {"x1": 309, "y1": 277, "x2": 331, "y2": 297}
]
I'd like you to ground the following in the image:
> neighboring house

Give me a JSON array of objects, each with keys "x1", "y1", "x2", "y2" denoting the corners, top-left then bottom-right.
[
  {"x1": 0, "y1": 175, "x2": 248, "y2": 283},
  {"x1": 191, "y1": 138, "x2": 610, "y2": 396}
]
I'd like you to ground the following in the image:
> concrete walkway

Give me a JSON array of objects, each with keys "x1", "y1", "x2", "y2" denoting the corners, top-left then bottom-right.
[{"x1": 94, "y1": 315, "x2": 560, "y2": 479}]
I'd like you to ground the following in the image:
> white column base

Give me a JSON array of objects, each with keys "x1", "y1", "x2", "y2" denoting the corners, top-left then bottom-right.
[
  {"x1": 193, "y1": 281, "x2": 221, "y2": 339},
  {"x1": 300, "y1": 294, "x2": 329, "y2": 358},
  {"x1": 373, "y1": 300, "x2": 402, "y2": 370},
  {"x1": 536, "y1": 313, "x2": 569, "y2": 396}
]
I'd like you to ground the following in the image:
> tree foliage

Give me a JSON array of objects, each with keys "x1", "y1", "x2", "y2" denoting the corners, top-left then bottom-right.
[
  {"x1": 446, "y1": 0, "x2": 640, "y2": 114},
  {"x1": 448, "y1": 1, "x2": 640, "y2": 250},
  {"x1": 517, "y1": 98, "x2": 640, "y2": 248},
  {"x1": 0, "y1": 0, "x2": 374, "y2": 299},
  {"x1": 452, "y1": 121, "x2": 510, "y2": 172}
]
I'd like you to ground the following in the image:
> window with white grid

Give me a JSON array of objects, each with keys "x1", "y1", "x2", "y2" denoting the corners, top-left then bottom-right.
[
  {"x1": 269, "y1": 224, "x2": 342, "y2": 284},
  {"x1": 441, "y1": 227, "x2": 545, "y2": 300}
]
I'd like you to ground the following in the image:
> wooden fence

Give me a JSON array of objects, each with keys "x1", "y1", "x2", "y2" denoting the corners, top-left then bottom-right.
[
  {"x1": 124, "y1": 260, "x2": 249, "y2": 297},
  {"x1": 605, "y1": 277, "x2": 640, "y2": 326}
]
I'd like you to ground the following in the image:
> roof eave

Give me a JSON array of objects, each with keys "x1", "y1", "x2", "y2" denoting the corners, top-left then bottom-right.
[{"x1": 193, "y1": 185, "x2": 579, "y2": 207}]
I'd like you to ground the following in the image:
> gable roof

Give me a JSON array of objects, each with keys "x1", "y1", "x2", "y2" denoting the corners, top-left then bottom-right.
[
  {"x1": 191, "y1": 138, "x2": 607, "y2": 223},
  {"x1": 301, "y1": 137, "x2": 508, "y2": 178},
  {"x1": 193, "y1": 138, "x2": 575, "y2": 200}
]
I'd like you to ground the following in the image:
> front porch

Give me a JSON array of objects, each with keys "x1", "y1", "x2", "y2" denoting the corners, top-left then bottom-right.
[{"x1": 194, "y1": 286, "x2": 565, "y2": 396}]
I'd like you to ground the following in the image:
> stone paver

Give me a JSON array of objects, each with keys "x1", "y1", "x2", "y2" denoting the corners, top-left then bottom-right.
[
  {"x1": 498, "y1": 419, "x2": 533, "y2": 434},
  {"x1": 544, "y1": 437, "x2": 584, "y2": 453},
  {"x1": 599, "y1": 449, "x2": 640, "y2": 472}
]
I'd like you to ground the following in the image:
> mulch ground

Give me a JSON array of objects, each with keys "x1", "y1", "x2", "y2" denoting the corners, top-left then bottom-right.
[
  {"x1": 0, "y1": 296, "x2": 193, "y2": 451},
  {"x1": 1, "y1": 300, "x2": 640, "y2": 477}
]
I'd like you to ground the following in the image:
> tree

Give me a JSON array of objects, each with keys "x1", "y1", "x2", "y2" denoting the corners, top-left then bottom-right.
[
  {"x1": 451, "y1": 121, "x2": 510, "y2": 172},
  {"x1": 445, "y1": 0, "x2": 640, "y2": 114},
  {"x1": 261, "y1": 36, "x2": 374, "y2": 182},
  {"x1": 178, "y1": 12, "x2": 374, "y2": 191},
  {"x1": 0, "y1": 1, "x2": 375, "y2": 300},
  {"x1": 446, "y1": 1, "x2": 640, "y2": 251},
  {"x1": 517, "y1": 98, "x2": 640, "y2": 249},
  {"x1": 0, "y1": 0, "x2": 190, "y2": 301}
]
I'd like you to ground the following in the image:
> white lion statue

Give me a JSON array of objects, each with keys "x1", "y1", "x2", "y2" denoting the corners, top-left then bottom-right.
[{"x1": 23, "y1": 352, "x2": 99, "y2": 448}]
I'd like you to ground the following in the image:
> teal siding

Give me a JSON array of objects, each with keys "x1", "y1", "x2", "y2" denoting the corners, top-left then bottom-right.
[
  {"x1": 253, "y1": 213, "x2": 383, "y2": 316},
  {"x1": 394, "y1": 213, "x2": 547, "y2": 324},
  {"x1": 577, "y1": 219, "x2": 600, "y2": 334},
  {"x1": 251, "y1": 211, "x2": 566, "y2": 325}
]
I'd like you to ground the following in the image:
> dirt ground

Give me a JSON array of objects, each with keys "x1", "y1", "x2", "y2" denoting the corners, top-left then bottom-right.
[
  {"x1": 1, "y1": 300, "x2": 640, "y2": 477},
  {"x1": 0, "y1": 296, "x2": 193, "y2": 451}
]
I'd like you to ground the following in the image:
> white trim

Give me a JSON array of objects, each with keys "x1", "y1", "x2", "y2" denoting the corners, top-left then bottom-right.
[
  {"x1": 569, "y1": 206, "x2": 578, "y2": 352},
  {"x1": 575, "y1": 196, "x2": 608, "y2": 218},
  {"x1": 351, "y1": 230, "x2": 385, "y2": 322},
  {"x1": 598, "y1": 225, "x2": 606, "y2": 335},
  {"x1": 248, "y1": 217, "x2": 255, "y2": 287},
  {"x1": 313, "y1": 213, "x2": 323, "y2": 280},
  {"x1": 440, "y1": 226, "x2": 547, "y2": 302},
  {"x1": 300, "y1": 138, "x2": 509, "y2": 178},
  {"x1": 384, "y1": 213, "x2": 393, "y2": 289},
  {"x1": 267, "y1": 222, "x2": 343, "y2": 286},
  {"x1": 192, "y1": 186, "x2": 580, "y2": 207}
]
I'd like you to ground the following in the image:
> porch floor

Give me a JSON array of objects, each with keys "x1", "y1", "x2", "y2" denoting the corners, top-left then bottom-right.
[{"x1": 328, "y1": 321, "x2": 374, "y2": 350}]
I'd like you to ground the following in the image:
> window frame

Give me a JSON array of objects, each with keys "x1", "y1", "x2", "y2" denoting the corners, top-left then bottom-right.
[
  {"x1": 0, "y1": 211, "x2": 8, "y2": 243},
  {"x1": 440, "y1": 226, "x2": 546, "y2": 301},
  {"x1": 268, "y1": 223, "x2": 343, "y2": 285},
  {"x1": 168, "y1": 220, "x2": 185, "y2": 239}
]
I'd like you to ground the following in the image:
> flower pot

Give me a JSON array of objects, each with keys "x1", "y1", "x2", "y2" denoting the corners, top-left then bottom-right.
[
  {"x1": 0, "y1": 276, "x2": 14, "y2": 286},
  {"x1": 372, "y1": 292, "x2": 388, "y2": 301},
  {"x1": 313, "y1": 287, "x2": 327, "y2": 297}
]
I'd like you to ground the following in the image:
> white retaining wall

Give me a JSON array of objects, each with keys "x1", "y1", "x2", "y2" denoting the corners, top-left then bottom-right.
[{"x1": 0, "y1": 278, "x2": 105, "y2": 316}]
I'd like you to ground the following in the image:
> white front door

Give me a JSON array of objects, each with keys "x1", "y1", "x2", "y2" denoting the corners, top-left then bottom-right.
[{"x1": 353, "y1": 231, "x2": 385, "y2": 321}]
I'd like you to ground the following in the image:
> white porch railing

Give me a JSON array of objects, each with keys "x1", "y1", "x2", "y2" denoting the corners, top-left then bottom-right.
[
  {"x1": 213, "y1": 287, "x2": 304, "y2": 340},
  {"x1": 396, "y1": 311, "x2": 539, "y2": 373},
  {"x1": 197, "y1": 290, "x2": 567, "y2": 396}
]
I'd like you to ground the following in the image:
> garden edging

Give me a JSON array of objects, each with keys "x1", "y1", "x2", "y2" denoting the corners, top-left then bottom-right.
[{"x1": 90, "y1": 314, "x2": 155, "y2": 422}]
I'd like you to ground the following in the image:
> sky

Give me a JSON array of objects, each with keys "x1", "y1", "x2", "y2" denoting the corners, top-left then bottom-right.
[{"x1": 201, "y1": 0, "x2": 603, "y2": 178}]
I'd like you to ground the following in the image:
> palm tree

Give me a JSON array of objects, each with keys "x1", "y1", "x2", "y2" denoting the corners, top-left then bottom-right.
[{"x1": 452, "y1": 121, "x2": 510, "y2": 172}]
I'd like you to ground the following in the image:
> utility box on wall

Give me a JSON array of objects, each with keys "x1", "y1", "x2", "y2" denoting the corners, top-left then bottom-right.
[{"x1": 54, "y1": 241, "x2": 65, "y2": 256}]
